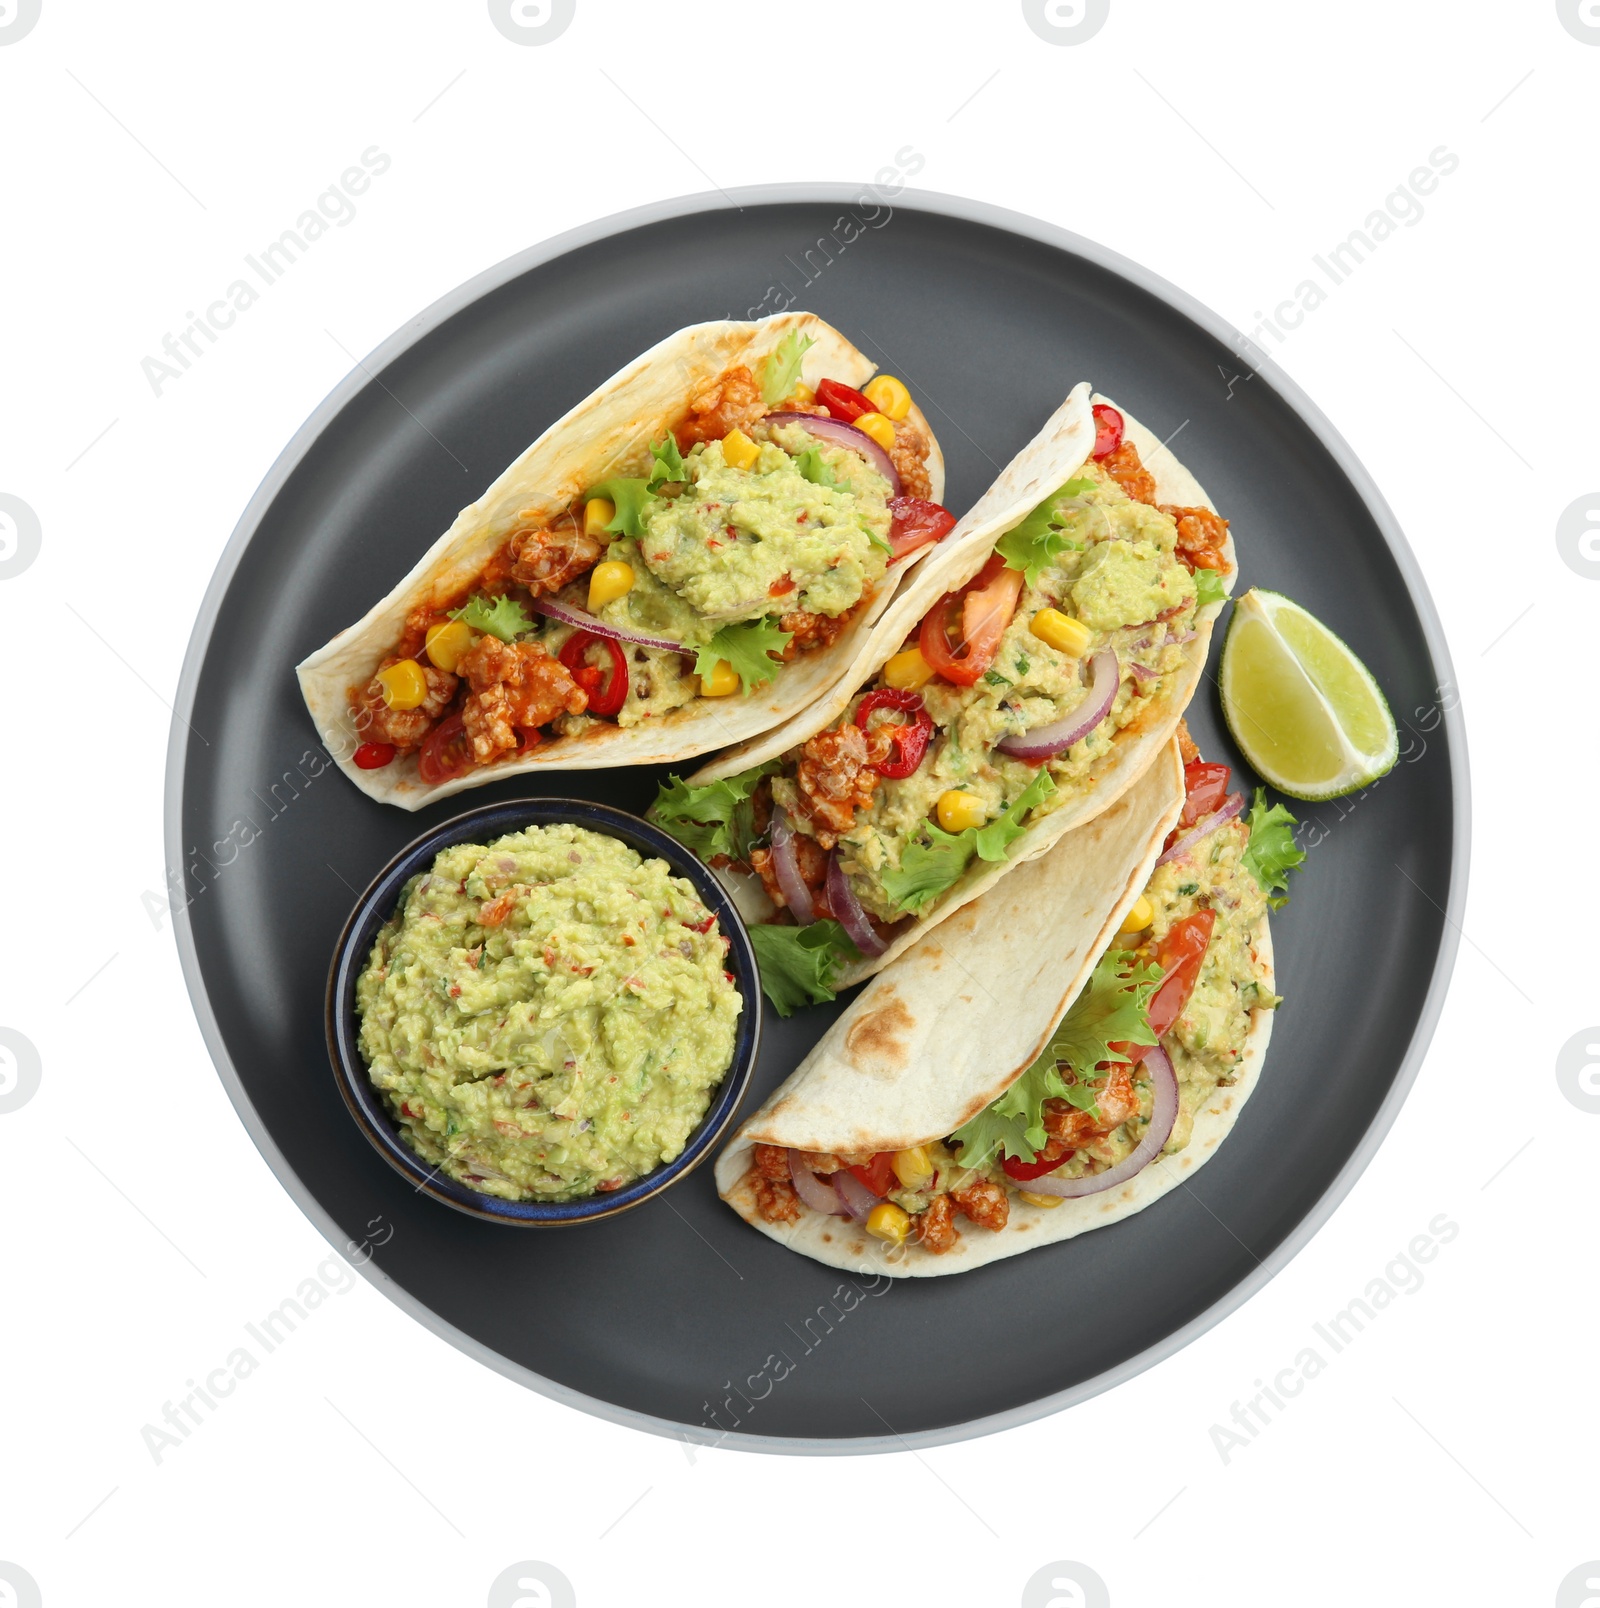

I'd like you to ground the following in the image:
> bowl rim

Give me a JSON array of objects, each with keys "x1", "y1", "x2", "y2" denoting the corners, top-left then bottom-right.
[{"x1": 324, "y1": 795, "x2": 763, "y2": 1225}]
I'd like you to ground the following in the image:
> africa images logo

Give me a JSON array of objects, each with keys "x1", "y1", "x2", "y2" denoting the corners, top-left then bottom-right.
[
  {"x1": 1022, "y1": 0, "x2": 1109, "y2": 45},
  {"x1": 488, "y1": 0, "x2": 574, "y2": 45},
  {"x1": 0, "y1": 495, "x2": 41, "y2": 580},
  {"x1": 0, "y1": 0, "x2": 42, "y2": 45}
]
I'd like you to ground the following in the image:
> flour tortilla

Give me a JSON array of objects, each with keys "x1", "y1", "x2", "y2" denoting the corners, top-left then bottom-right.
[
  {"x1": 297, "y1": 313, "x2": 945, "y2": 808},
  {"x1": 715, "y1": 744, "x2": 1276, "y2": 1276},
  {"x1": 696, "y1": 391, "x2": 1237, "y2": 990}
]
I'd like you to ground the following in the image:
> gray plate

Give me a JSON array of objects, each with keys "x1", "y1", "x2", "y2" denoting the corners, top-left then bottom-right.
[{"x1": 167, "y1": 186, "x2": 1467, "y2": 1453}]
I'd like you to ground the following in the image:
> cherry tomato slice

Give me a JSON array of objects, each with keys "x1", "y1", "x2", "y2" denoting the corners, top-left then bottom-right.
[
  {"x1": 417, "y1": 713, "x2": 474, "y2": 786},
  {"x1": 917, "y1": 553, "x2": 1025, "y2": 686},
  {"x1": 558, "y1": 630, "x2": 629, "y2": 718},
  {"x1": 887, "y1": 496, "x2": 957, "y2": 562},
  {"x1": 854, "y1": 688, "x2": 934, "y2": 779},
  {"x1": 1002, "y1": 1145, "x2": 1073, "y2": 1183},
  {"x1": 353, "y1": 741, "x2": 396, "y2": 770},
  {"x1": 1091, "y1": 403, "x2": 1125, "y2": 460},
  {"x1": 846, "y1": 1152, "x2": 898, "y2": 1197},
  {"x1": 1118, "y1": 909, "x2": 1217, "y2": 1066},
  {"x1": 814, "y1": 379, "x2": 877, "y2": 423},
  {"x1": 513, "y1": 727, "x2": 543, "y2": 756},
  {"x1": 1179, "y1": 761, "x2": 1232, "y2": 829}
]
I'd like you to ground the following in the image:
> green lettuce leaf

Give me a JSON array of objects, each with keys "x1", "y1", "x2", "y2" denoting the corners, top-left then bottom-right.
[
  {"x1": 694, "y1": 617, "x2": 793, "y2": 693},
  {"x1": 879, "y1": 770, "x2": 1056, "y2": 914},
  {"x1": 1194, "y1": 566, "x2": 1229, "y2": 608},
  {"x1": 647, "y1": 436, "x2": 688, "y2": 490},
  {"x1": 449, "y1": 593, "x2": 531, "y2": 643},
  {"x1": 648, "y1": 762, "x2": 779, "y2": 863},
  {"x1": 582, "y1": 477, "x2": 654, "y2": 540},
  {"x1": 995, "y1": 478, "x2": 1097, "y2": 586},
  {"x1": 760, "y1": 330, "x2": 815, "y2": 406},
  {"x1": 795, "y1": 445, "x2": 843, "y2": 491},
  {"x1": 748, "y1": 920, "x2": 861, "y2": 1016},
  {"x1": 950, "y1": 948, "x2": 1161, "y2": 1164},
  {"x1": 1241, "y1": 789, "x2": 1305, "y2": 909}
]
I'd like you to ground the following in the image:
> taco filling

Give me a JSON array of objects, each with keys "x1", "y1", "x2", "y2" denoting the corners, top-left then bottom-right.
[
  {"x1": 651, "y1": 406, "x2": 1233, "y2": 1007},
  {"x1": 347, "y1": 336, "x2": 949, "y2": 785},
  {"x1": 738, "y1": 740, "x2": 1303, "y2": 1256}
]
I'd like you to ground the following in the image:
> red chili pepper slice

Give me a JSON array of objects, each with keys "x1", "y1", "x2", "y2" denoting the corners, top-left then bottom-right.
[
  {"x1": 887, "y1": 495, "x2": 957, "y2": 562},
  {"x1": 353, "y1": 741, "x2": 396, "y2": 770},
  {"x1": 1091, "y1": 403, "x2": 1125, "y2": 460},
  {"x1": 513, "y1": 727, "x2": 544, "y2": 756},
  {"x1": 814, "y1": 379, "x2": 877, "y2": 423},
  {"x1": 854, "y1": 687, "x2": 934, "y2": 779},
  {"x1": 417, "y1": 713, "x2": 474, "y2": 786},
  {"x1": 558, "y1": 630, "x2": 629, "y2": 718},
  {"x1": 917, "y1": 553, "x2": 1024, "y2": 686},
  {"x1": 846, "y1": 1152, "x2": 898, "y2": 1196}
]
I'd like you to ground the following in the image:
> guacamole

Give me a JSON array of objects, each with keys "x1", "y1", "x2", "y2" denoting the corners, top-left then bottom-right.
[
  {"x1": 634, "y1": 427, "x2": 891, "y2": 635},
  {"x1": 776, "y1": 462, "x2": 1201, "y2": 921},
  {"x1": 355, "y1": 824, "x2": 742, "y2": 1202}
]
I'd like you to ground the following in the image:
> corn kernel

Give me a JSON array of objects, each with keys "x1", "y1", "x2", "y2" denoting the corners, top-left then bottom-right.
[
  {"x1": 892, "y1": 1145, "x2": 935, "y2": 1191},
  {"x1": 1031, "y1": 608, "x2": 1093, "y2": 657},
  {"x1": 865, "y1": 1202, "x2": 911, "y2": 1244},
  {"x1": 584, "y1": 496, "x2": 616, "y2": 538},
  {"x1": 1118, "y1": 894, "x2": 1155, "y2": 936},
  {"x1": 699, "y1": 659, "x2": 739, "y2": 697},
  {"x1": 936, "y1": 789, "x2": 988, "y2": 833},
  {"x1": 1019, "y1": 1190, "x2": 1067, "y2": 1209},
  {"x1": 587, "y1": 560, "x2": 635, "y2": 611},
  {"x1": 721, "y1": 429, "x2": 760, "y2": 470},
  {"x1": 424, "y1": 619, "x2": 474, "y2": 673},
  {"x1": 882, "y1": 646, "x2": 935, "y2": 690},
  {"x1": 863, "y1": 375, "x2": 912, "y2": 421},
  {"x1": 790, "y1": 382, "x2": 816, "y2": 406},
  {"x1": 376, "y1": 658, "x2": 428, "y2": 711},
  {"x1": 853, "y1": 411, "x2": 896, "y2": 453}
]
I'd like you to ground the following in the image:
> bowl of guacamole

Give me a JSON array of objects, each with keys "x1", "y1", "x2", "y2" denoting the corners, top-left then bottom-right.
[{"x1": 326, "y1": 800, "x2": 761, "y2": 1224}]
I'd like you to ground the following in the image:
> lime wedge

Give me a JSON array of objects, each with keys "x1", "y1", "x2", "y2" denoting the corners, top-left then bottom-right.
[{"x1": 1219, "y1": 589, "x2": 1397, "y2": 800}]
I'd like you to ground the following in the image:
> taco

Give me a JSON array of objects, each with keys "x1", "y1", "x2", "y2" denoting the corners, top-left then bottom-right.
[
  {"x1": 297, "y1": 314, "x2": 958, "y2": 808},
  {"x1": 650, "y1": 387, "x2": 1237, "y2": 1004},
  {"x1": 714, "y1": 734, "x2": 1305, "y2": 1275}
]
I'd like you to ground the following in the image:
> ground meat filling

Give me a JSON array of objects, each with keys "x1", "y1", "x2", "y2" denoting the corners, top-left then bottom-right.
[
  {"x1": 951, "y1": 1178, "x2": 1009, "y2": 1233},
  {"x1": 353, "y1": 659, "x2": 458, "y2": 749},
  {"x1": 456, "y1": 636, "x2": 587, "y2": 763},
  {"x1": 675, "y1": 364, "x2": 766, "y2": 450},
  {"x1": 778, "y1": 597, "x2": 867, "y2": 659},
  {"x1": 791, "y1": 723, "x2": 893, "y2": 848},
  {"x1": 915, "y1": 1193, "x2": 959, "y2": 1254},
  {"x1": 889, "y1": 418, "x2": 933, "y2": 500},
  {"x1": 1100, "y1": 440, "x2": 1158, "y2": 505},
  {"x1": 508, "y1": 521, "x2": 604, "y2": 596},
  {"x1": 1162, "y1": 503, "x2": 1230, "y2": 574}
]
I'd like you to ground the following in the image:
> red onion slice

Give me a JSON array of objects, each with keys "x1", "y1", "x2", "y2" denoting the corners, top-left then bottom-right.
[
  {"x1": 767, "y1": 810, "x2": 815, "y2": 925},
  {"x1": 789, "y1": 1149, "x2": 847, "y2": 1215},
  {"x1": 1018, "y1": 1044, "x2": 1180, "y2": 1198},
  {"x1": 833, "y1": 1169, "x2": 879, "y2": 1221},
  {"x1": 1154, "y1": 791, "x2": 1245, "y2": 868},
  {"x1": 530, "y1": 595, "x2": 685, "y2": 654},
  {"x1": 825, "y1": 851, "x2": 887, "y2": 958},
  {"x1": 763, "y1": 411, "x2": 900, "y2": 495},
  {"x1": 996, "y1": 648, "x2": 1119, "y2": 761}
]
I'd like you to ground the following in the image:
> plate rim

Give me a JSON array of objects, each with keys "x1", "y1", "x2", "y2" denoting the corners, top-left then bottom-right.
[{"x1": 164, "y1": 181, "x2": 1470, "y2": 1456}]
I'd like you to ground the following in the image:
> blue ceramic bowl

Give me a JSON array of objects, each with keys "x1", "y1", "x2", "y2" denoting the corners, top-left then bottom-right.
[{"x1": 326, "y1": 797, "x2": 762, "y2": 1225}]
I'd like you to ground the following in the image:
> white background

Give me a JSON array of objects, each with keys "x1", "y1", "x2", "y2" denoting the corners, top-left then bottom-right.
[{"x1": 2, "y1": 2, "x2": 1595, "y2": 1604}]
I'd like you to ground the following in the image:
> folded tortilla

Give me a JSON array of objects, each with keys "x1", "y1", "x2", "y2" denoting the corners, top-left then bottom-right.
[
  {"x1": 716, "y1": 742, "x2": 1277, "y2": 1275},
  {"x1": 694, "y1": 388, "x2": 1236, "y2": 990},
  {"x1": 297, "y1": 314, "x2": 949, "y2": 807}
]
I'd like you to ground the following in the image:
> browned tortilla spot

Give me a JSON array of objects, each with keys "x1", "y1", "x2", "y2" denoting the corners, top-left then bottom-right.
[{"x1": 843, "y1": 991, "x2": 917, "y2": 1077}]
